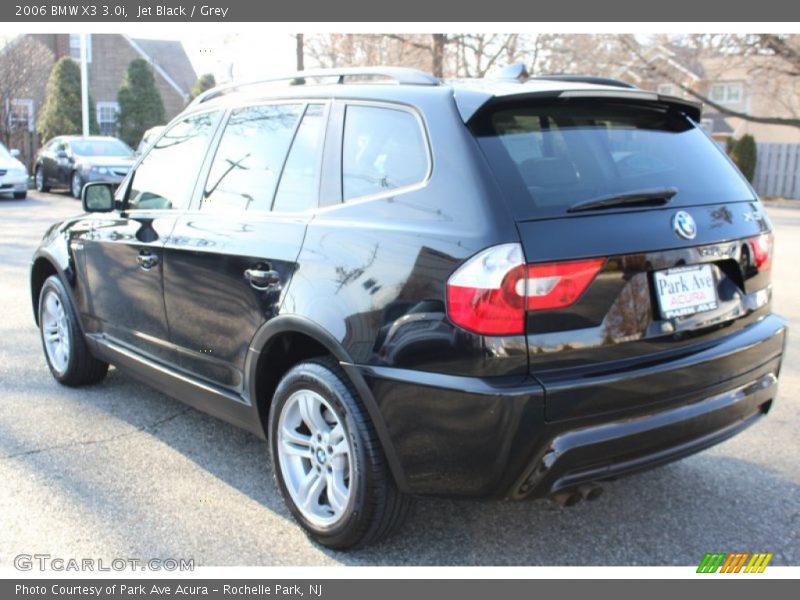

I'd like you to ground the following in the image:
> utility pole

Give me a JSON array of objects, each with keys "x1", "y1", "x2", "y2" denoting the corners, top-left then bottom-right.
[{"x1": 80, "y1": 34, "x2": 89, "y2": 136}]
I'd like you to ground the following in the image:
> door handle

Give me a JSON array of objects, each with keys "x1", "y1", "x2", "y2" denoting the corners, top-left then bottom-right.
[
  {"x1": 244, "y1": 268, "x2": 280, "y2": 290},
  {"x1": 136, "y1": 251, "x2": 159, "y2": 270}
]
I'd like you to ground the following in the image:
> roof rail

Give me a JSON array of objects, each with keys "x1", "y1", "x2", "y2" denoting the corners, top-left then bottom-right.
[
  {"x1": 530, "y1": 74, "x2": 637, "y2": 89},
  {"x1": 191, "y1": 67, "x2": 440, "y2": 106}
]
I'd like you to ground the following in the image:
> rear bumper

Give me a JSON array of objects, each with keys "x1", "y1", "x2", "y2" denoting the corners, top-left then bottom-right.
[
  {"x1": 512, "y1": 368, "x2": 777, "y2": 499},
  {"x1": 357, "y1": 314, "x2": 787, "y2": 499}
]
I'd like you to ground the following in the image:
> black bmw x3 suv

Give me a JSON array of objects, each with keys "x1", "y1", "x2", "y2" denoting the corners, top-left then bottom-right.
[{"x1": 31, "y1": 66, "x2": 787, "y2": 549}]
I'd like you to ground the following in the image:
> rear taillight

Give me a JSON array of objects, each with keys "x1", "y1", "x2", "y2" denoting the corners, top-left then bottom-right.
[
  {"x1": 748, "y1": 232, "x2": 773, "y2": 271},
  {"x1": 522, "y1": 258, "x2": 607, "y2": 311},
  {"x1": 446, "y1": 243, "x2": 605, "y2": 336}
]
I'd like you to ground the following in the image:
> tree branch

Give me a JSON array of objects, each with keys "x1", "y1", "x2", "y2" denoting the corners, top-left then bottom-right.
[{"x1": 620, "y1": 36, "x2": 800, "y2": 129}]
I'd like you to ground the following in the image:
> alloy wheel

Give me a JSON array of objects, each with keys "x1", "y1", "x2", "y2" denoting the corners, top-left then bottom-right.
[
  {"x1": 41, "y1": 289, "x2": 71, "y2": 375},
  {"x1": 276, "y1": 389, "x2": 354, "y2": 527},
  {"x1": 71, "y1": 173, "x2": 82, "y2": 198}
]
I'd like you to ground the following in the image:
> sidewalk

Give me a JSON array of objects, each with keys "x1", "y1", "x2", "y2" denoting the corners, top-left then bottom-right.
[{"x1": 762, "y1": 198, "x2": 800, "y2": 209}]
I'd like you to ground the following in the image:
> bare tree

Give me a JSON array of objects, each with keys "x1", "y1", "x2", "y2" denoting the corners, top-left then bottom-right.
[
  {"x1": 295, "y1": 34, "x2": 304, "y2": 71},
  {"x1": 621, "y1": 34, "x2": 800, "y2": 129},
  {"x1": 758, "y1": 35, "x2": 800, "y2": 76},
  {"x1": 306, "y1": 33, "x2": 524, "y2": 79},
  {"x1": 305, "y1": 34, "x2": 433, "y2": 74},
  {"x1": 431, "y1": 34, "x2": 447, "y2": 78},
  {"x1": 449, "y1": 34, "x2": 520, "y2": 78},
  {"x1": 385, "y1": 34, "x2": 450, "y2": 77},
  {"x1": 300, "y1": 31, "x2": 800, "y2": 133},
  {"x1": 0, "y1": 36, "x2": 53, "y2": 146}
]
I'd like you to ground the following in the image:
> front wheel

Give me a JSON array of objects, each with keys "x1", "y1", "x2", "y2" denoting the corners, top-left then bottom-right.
[
  {"x1": 269, "y1": 358, "x2": 412, "y2": 549},
  {"x1": 35, "y1": 167, "x2": 49, "y2": 192},
  {"x1": 38, "y1": 275, "x2": 108, "y2": 386},
  {"x1": 70, "y1": 172, "x2": 83, "y2": 199}
]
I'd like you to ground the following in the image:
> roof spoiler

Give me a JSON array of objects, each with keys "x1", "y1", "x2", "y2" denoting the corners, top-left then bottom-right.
[
  {"x1": 486, "y1": 63, "x2": 637, "y2": 90},
  {"x1": 456, "y1": 88, "x2": 702, "y2": 123}
]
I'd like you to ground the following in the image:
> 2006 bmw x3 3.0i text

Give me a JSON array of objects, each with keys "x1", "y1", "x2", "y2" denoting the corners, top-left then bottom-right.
[{"x1": 30, "y1": 66, "x2": 787, "y2": 549}]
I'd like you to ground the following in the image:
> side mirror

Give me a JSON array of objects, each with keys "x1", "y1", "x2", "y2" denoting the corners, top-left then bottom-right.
[
  {"x1": 82, "y1": 182, "x2": 115, "y2": 213},
  {"x1": 10, "y1": 149, "x2": 20, "y2": 158}
]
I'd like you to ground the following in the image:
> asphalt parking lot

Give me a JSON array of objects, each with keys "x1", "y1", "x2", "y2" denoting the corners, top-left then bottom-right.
[{"x1": 1, "y1": 189, "x2": 798, "y2": 567}]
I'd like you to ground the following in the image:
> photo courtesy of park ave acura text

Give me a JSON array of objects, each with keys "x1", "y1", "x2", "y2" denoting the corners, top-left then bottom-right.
[{"x1": 0, "y1": 24, "x2": 798, "y2": 570}]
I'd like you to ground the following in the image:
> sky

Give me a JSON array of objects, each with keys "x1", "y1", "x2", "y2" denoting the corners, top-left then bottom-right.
[{"x1": 136, "y1": 32, "x2": 298, "y2": 83}]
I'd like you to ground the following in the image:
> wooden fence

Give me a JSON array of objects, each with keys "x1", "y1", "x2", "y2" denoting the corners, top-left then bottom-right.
[{"x1": 753, "y1": 143, "x2": 800, "y2": 199}]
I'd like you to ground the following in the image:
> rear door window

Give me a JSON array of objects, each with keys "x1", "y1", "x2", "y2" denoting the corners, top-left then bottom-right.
[
  {"x1": 471, "y1": 99, "x2": 755, "y2": 219},
  {"x1": 273, "y1": 104, "x2": 327, "y2": 212},
  {"x1": 342, "y1": 104, "x2": 429, "y2": 201},
  {"x1": 201, "y1": 104, "x2": 303, "y2": 213}
]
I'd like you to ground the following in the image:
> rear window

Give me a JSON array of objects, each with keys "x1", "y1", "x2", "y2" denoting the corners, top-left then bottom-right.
[
  {"x1": 70, "y1": 138, "x2": 133, "y2": 157},
  {"x1": 471, "y1": 99, "x2": 755, "y2": 218}
]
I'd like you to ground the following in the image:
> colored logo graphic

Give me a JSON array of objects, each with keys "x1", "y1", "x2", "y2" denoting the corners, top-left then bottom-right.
[{"x1": 697, "y1": 552, "x2": 773, "y2": 573}]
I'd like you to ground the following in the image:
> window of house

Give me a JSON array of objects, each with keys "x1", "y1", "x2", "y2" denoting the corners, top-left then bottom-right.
[
  {"x1": 201, "y1": 104, "x2": 303, "y2": 213},
  {"x1": 96, "y1": 102, "x2": 119, "y2": 136},
  {"x1": 8, "y1": 99, "x2": 34, "y2": 132},
  {"x1": 69, "y1": 34, "x2": 92, "y2": 62},
  {"x1": 709, "y1": 82, "x2": 743, "y2": 105},
  {"x1": 272, "y1": 104, "x2": 327, "y2": 213},
  {"x1": 127, "y1": 111, "x2": 219, "y2": 211},
  {"x1": 342, "y1": 105, "x2": 429, "y2": 201}
]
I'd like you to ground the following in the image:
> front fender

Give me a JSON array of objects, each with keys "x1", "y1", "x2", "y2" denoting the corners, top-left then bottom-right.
[{"x1": 30, "y1": 216, "x2": 93, "y2": 326}]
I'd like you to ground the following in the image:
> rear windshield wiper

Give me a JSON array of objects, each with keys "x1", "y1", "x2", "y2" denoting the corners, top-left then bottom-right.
[{"x1": 567, "y1": 187, "x2": 678, "y2": 213}]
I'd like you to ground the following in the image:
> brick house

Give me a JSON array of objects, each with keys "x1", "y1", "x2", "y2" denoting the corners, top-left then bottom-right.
[{"x1": 8, "y1": 34, "x2": 196, "y2": 167}]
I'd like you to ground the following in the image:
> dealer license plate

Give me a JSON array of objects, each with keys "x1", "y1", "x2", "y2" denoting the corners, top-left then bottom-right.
[{"x1": 653, "y1": 264, "x2": 718, "y2": 319}]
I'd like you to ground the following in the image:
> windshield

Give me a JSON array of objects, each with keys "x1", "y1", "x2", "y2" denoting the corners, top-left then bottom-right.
[
  {"x1": 70, "y1": 138, "x2": 133, "y2": 157},
  {"x1": 471, "y1": 99, "x2": 755, "y2": 218}
]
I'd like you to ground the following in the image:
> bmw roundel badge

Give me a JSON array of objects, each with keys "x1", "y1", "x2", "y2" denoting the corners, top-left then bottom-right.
[{"x1": 672, "y1": 210, "x2": 697, "y2": 240}]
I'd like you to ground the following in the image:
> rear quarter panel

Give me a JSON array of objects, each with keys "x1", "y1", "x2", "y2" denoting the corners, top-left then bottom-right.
[{"x1": 284, "y1": 92, "x2": 526, "y2": 377}]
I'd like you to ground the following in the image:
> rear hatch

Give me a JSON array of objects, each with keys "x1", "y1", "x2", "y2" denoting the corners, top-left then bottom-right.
[{"x1": 470, "y1": 93, "x2": 777, "y2": 421}]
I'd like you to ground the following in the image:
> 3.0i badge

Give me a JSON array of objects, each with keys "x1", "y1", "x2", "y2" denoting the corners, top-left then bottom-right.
[{"x1": 672, "y1": 210, "x2": 697, "y2": 240}]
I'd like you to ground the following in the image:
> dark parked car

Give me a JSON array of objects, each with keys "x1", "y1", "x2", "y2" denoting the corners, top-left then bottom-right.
[
  {"x1": 30, "y1": 66, "x2": 787, "y2": 549},
  {"x1": 34, "y1": 135, "x2": 135, "y2": 198}
]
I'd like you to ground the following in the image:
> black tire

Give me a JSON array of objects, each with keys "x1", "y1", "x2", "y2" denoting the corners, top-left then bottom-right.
[
  {"x1": 38, "y1": 275, "x2": 108, "y2": 387},
  {"x1": 70, "y1": 171, "x2": 83, "y2": 199},
  {"x1": 13, "y1": 191, "x2": 26, "y2": 200},
  {"x1": 35, "y1": 167, "x2": 49, "y2": 192},
  {"x1": 269, "y1": 357, "x2": 412, "y2": 549}
]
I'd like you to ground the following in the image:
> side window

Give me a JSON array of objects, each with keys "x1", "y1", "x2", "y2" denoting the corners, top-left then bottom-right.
[
  {"x1": 273, "y1": 104, "x2": 326, "y2": 212},
  {"x1": 342, "y1": 105, "x2": 428, "y2": 201},
  {"x1": 127, "y1": 112, "x2": 218, "y2": 211},
  {"x1": 201, "y1": 104, "x2": 303, "y2": 213}
]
